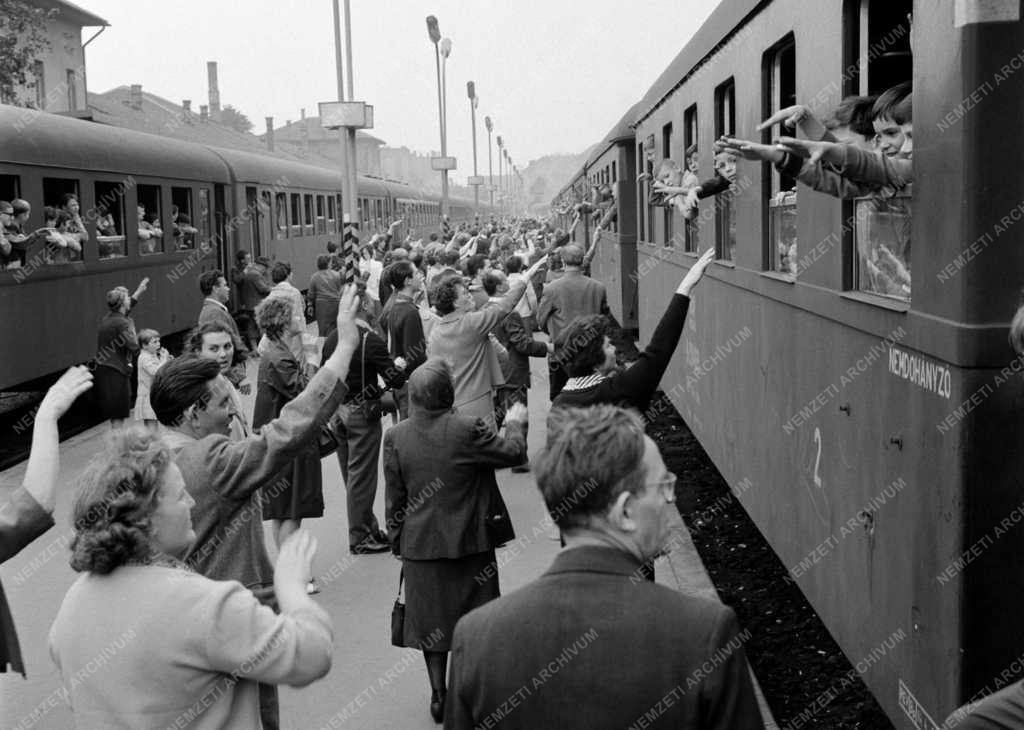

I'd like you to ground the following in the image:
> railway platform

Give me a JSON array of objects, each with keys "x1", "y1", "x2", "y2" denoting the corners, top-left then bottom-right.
[{"x1": 1, "y1": 351, "x2": 777, "y2": 729}]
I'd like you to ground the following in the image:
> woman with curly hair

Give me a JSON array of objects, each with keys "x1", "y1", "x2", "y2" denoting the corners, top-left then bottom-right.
[
  {"x1": 253, "y1": 297, "x2": 324, "y2": 576},
  {"x1": 186, "y1": 320, "x2": 250, "y2": 441},
  {"x1": 48, "y1": 427, "x2": 333, "y2": 729}
]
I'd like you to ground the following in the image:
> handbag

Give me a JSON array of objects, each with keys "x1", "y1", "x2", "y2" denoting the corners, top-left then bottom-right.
[
  {"x1": 317, "y1": 418, "x2": 341, "y2": 459},
  {"x1": 358, "y1": 330, "x2": 384, "y2": 421},
  {"x1": 390, "y1": 569, "x2": 406, "y2": 647}
]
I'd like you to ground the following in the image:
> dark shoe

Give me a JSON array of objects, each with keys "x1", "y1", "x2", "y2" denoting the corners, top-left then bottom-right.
[
  {"x1": 350, "y1": 538, "x2": 390, "y2": 555},
  {"x1": 430, "y1": 689, "x2": 447, "y2": 723},
  {"x1": 372, "y1": 529, "x2": 389, "y2": 544},
  {"x1": 511, "y1": 462, "x2": 530, "y2": 473}
]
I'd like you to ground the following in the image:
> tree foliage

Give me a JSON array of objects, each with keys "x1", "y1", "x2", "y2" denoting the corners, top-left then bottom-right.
[
  {"x1": 0, "y1": 0, "x2": 55, "y2": 107},
  {"x1": 220, "y1": 104, "x2": 253, "y2": 134}
]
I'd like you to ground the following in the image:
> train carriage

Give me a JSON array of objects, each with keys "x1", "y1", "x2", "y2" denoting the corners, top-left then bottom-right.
[{"x1": 595, "y1": 0, "x2": 1024, "y2": 725}]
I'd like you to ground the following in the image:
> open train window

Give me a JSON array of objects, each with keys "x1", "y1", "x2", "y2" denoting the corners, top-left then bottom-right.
[
  {"x1": 137, "y1": 184, "x2": 164, "y2": 255},
  {"x1": 762, "y1": 36, "x2": 798, "y2": 277},
  {"x1": 275, "y1": 192, "x2": 288, "y2": 238},
  {"x1": 42, "y1": 177, "x2": 83, "y2": 264},
  {"x1": 171, "y1": 187, "x2": 196, "y2": 251},
  {"x1": 290, "y1": 193, "x2": 301, "y2": 236},
  {"x1": 375, "y1": 199, "x2": 384, "y2": 232},
  {"x1": 662, "y1": 123, "x2": 674, "y2": 247},
  {"x1": 844, "y1": 0, "x2": 913, "y2": 96},
  {"x1": 0, "y1": 175, "x2": 24, "y2": 269},
  {"x1": 318, "y1": 195, "x2": 328, "y2": 234},
  {"x1": 715, "y1": 79, "x2": 737, "y2": 262},
  {"x1": 95, "y1": 180, "x2": 126, "y2": 260},
  {"x1": 683, "y1": 105, "x2": 699, "y2": 253},
  {"x1": 302, "y1": 194, "x2": 313, "y2": 234}
]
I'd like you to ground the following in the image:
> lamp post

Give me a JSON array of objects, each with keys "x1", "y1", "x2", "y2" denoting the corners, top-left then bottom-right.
[
  {"x1": 467, "y1": 81, "x2": 481, "y2": 215},
  {"x1": 426, "y1": 16, "x2": 452, "y2": 219},
  {"x1": 496, "y1": 135, "x2": 504, "y2": 214},
  {"x1": 485, "y1": 116, "x2": 494, "y2": 209}
]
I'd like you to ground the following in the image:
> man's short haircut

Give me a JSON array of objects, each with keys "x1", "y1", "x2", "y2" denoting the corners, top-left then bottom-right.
[
  {"x1": 389, "y1": 260, "x2": 416, "y2": 290},
  {"x1": 826, "y1": 95, "x2": 878, "y2": 139},
  {"x1": 235, "y1": 249, "x2": 249, "y2": 264},
  {"x1": 482, "y1": 270, "x2": 506, "y2": 297},
  {"x1": 433, "y1": 275, "x2": 464, "y2": 315},
  {"x1": 150, "y1": 355, "x2": 221, "y2": 426},
  {"x1": 440, "y1": 250, "x2": 460, "y2": 267},
  {"x1": 255, "y1": 255, "x2": 272, "y2": 268},
  {"x1": 256, "y1": 296, "x2": 293, "y2": 340},
  {"x1": 465, "y1": 254, "x2": 487, "y2": 278},
  {"x1": 560, "y1": 244, "x2": 584, "y2": 267},
  {"x1": 316, "y1": 254, "x2": 330, "y2": 270},
  {"x1": 429, "y1": 233, "x2": 439, "y2": 242},
  {"x1": 872, "y1": 81, "x2": 912, "y2": 123},
  {"x1": 534, "y1": 405, "x2": 647, "y2": 530},
  {"x1": 326, "y1": 240, "x2": 339, "y2": 253},
  {"x1": 505, "y1": 255, "x2": 523, "y2": 274},
  {"x1": 198, "y1": 269, "x2": 224, "y2": 296},
  {"x1": 270, "y1": 261, "x2": 291, "y2": 283},
  {"x1": 11, "y1": 198, "x2": 30, "y2": 215},
  {"x1": 556, "y1": 315, "x2": 610, "y2": 377}
]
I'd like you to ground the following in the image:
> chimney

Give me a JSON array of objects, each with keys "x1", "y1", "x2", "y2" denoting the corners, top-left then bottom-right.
[
  {"x1": 182, "y1": 99, "x2": 192, "y2": 123},
  {"x1": 207, "y1": 61, "x2": 221, "y2": 119},
  {"x1": 199, "y1": 104, "x2": 208, "y2": 122},
  {"x1": 129, "y1": 84, "x2": 142, "y2": 110},
  {"x1": 265, "y1": 117, "x2": 274, "y2": 151},
  {"x1": 299, "y1": 108, "x2": 309, "y2": 158}
]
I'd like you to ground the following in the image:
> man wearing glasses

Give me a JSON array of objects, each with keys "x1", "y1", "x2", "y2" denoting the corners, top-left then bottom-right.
[{"x1": 444, "y1": 405, "x2": 763, "y2": 729}]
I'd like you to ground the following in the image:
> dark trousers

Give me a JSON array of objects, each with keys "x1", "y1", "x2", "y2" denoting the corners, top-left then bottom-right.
[
  {"x1": 394, "y1": 383, "x2": 410, "y2": 421},
  {"x1": 335, "y1": 404, "x2": 384, "y2": 546},
  {"x1": 494, "y1": 384, "x2": 528, "y2": 433},
  {"x1": 234, "y1": 309, "x2": 257, "y2": 352},
  {"x1": 548, "y1": 357, "x2": 569, "y2": 401}
]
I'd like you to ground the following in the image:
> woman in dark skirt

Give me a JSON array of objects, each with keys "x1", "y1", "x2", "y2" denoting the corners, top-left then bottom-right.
[
  {"x1": 253, "y1": 296, "x2": 325, "y2": 567},
  {"x1": 94, "y1": 279, "x2": 149, "y2": 427},
  {"x1": 384, "y1": 358, "x2": 528, "y2": 723}
]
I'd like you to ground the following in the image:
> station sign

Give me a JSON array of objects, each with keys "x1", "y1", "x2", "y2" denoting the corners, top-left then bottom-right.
[
  {"x1": 431, "y1": 156, "x2": 458, "y2": 171},
  {"x1": 467, "y1": 175, "x2": 485, "y2": 185},
  {"x1": 319, "y1": 101, "x2": 374, "y2": 130}
]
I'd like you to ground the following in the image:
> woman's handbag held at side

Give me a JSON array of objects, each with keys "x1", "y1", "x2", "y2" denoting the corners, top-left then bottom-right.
[{"x1": 390, "y1": 570, "x2": 405, "y2": 647}]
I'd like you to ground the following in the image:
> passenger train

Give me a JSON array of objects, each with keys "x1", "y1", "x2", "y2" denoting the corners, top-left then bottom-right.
[
  {"x1": 555, "y1": 1, "x2": 1024, "y2": 726},
  {"x1": 0, "y1": 105, "x2": 490, "y2": 391}
]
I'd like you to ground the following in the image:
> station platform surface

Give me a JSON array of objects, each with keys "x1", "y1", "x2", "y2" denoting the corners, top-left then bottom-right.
[{"x1": 1, "y1": 348, "x2": 776, "y2": 729}]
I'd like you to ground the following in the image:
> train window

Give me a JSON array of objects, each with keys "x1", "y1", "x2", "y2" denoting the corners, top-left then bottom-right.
[
  {"x1": 612, "y1": 161, "x2": 617, "y2": 183},
  {"x1": 853, "y1": 192, "x2": 911, "y2": 301},
  {"x1": 0, "y1": 174, "x2": 19, "y2": 202},
  {"x1": 845, "y1": 0, "x2": 913, "y2": 96},
  {"x1": 137, "y1": 184, "x2": 164, "y2": 255},
  {"x1": 171, "y1": 187, "x2": 196, "y2": 250},
  {"x1": 375, "y1": 199, "x2": 384, "y2": 232},
  {"x1": 301, "y1": 193, "x2": 312, "y2": 234},
  {"x1": 327, "y1": 195, "x2": 336, "y2": 233},
  {"x1": 316, "y1": 195, "x2": 326, "y2": 234},
  {"x1": 275, "y1": 192, "x2": 288, "y2": 238},
  {"x1": 290, "y1": 193, "x2": 301, "y2": 235},
  {"x1": 763, "y1": 36, "x2": 798, "y2": 277},
  {"x1": 636, "y1": 142, "x2": 646, "y2": 243},
  {"x1": 198, "y1": 188, "x2": 211, "y2": 243},
  {"x1": 715, "y1": 79, "x2": 737, "y2": 262},
  {"x1": 662, "y1": 123, "x2": 674, "y2": 246},
  {"x1": 41, "y1": 177, "x2": 83, "y2": 264},
  {"x1": 94, "y1": 180, "x2": 126, "y2": 260},
  {"x1": 683, "y1": 105, "x2": 699, "y2": 253}
]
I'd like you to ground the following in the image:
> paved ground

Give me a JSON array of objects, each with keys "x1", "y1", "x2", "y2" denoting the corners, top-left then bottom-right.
[{"x1": 0, "y1": 353, "x2": 775, "y2": 729}]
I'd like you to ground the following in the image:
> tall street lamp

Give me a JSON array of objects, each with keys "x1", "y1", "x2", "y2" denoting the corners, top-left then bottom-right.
[
  {"x1": 496, "y1": 135, "x2": 504, "y2": 214},
  {"x1": 484, "y1": 116, "x2": 494, "y2": 210},
  {"x1": 467, "y1": 81, "x2": 484, "y2": 216},
  {"x1": 426, "y1": 16, "x2": 454, "y2": 219}
]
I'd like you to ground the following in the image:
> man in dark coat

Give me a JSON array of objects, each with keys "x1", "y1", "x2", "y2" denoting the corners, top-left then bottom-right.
[
  {"x1": 236, "y1": 255, "x2": 272, "y2": 351},
  {"x1": 1, "y1": 367, "x2": 92, "y2": 676},
  {"x1": 446, "y1": 405, "x2": 764, "y2": 730},
  {"x1": 536, "y1": 244, "x2": 609, "y2": 399}
]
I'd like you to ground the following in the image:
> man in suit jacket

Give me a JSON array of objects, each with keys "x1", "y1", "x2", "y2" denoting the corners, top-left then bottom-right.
[
  {"x1": 1, "y1": 367, "x2": 92, "y2": 676},
  {"x1": 149, "y1": 291, "x2": 361, "y2": 730},
  {"x1": 446, "y1": 405, "x2": 764, "y2": 730},
  {"x1": 198, "y1": 269, "x2": 247, "y2": 354},
  {"x1": 536, "y1": 244, "x2": 609, "y2": 400}
]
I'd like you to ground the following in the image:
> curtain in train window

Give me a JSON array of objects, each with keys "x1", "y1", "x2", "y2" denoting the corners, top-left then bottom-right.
[
  {"x1": 715, "y1": 79, "x2": 737, "y2": 262},
  {"x1": 317, "y1": 195, "x2": 327, "y2": 234},
  {"x1": 275, "y1": 192, "x2": 288, "y2": 238},
  {"x1": 763, "y1": 37, "x2": 797, "y2": 276},
  {"x1": 662, "y1": 123, "x2": 674, "y2": 247},
  {"x1": 683, "y1": 105, "x2": 700, "y2": 253},
  {"x1": 199, "y1": 189, "x2": 211, "y2": 242},
  {"x1": 303, "y1": 194, "x2": 314, "y2": 233}
]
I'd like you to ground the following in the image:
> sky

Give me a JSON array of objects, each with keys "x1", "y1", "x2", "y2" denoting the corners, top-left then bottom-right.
[{"x1": 84, "y1": 0, "x2": 720, "y2": 180}]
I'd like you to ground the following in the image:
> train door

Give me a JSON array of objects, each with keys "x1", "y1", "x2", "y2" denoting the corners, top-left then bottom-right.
[
  {"x1": 214, "y1": 183, "x2": 229, "y2": 273},
  {"x1": 245, "y1": 186, "x2": 262, "y2": 260}
]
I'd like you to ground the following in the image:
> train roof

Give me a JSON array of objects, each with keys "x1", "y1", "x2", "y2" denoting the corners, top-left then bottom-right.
[
  {"x1": 585, "y1": 101, "x2": 644, "y2": 168},
  {"x1": 633, "y1": 0, "x2": 760, "y2": 126},
  {"x1": 205, "y1": 145, "x2": 343, "y2": 189},
  {"x1": 0, "y1": 105, "x2": 231, "y2": 182}
]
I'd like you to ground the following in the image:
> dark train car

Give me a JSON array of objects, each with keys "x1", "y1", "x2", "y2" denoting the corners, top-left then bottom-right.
[
  {"x1": 620, "y1": 0, "x2": 1024, "y2": 725},
  {"x1": 0, "y1": 106, "x2": 228, "y2": 390},
  {"x1": 581, "y1": 104, "x2": 640, "y2": 330}
]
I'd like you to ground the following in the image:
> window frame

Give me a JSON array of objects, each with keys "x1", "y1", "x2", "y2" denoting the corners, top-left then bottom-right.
[
  {"x1": 714, "y1": 78, "x2": 737, "y2": 263},
  {"x1": 94, "y1": 178, "x2": 128, "y2": 261},
  {"x1": 136, "y1": 182, "x2": 165, "y2": 256},
  {"x1": 761, "y1": 35, "x2": 798, "y2": 277}
]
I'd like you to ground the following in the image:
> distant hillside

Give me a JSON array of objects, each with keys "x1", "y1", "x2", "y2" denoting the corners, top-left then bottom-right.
[{"x1": 520, "y1": 146, "x2": 597, "y2": 214}]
